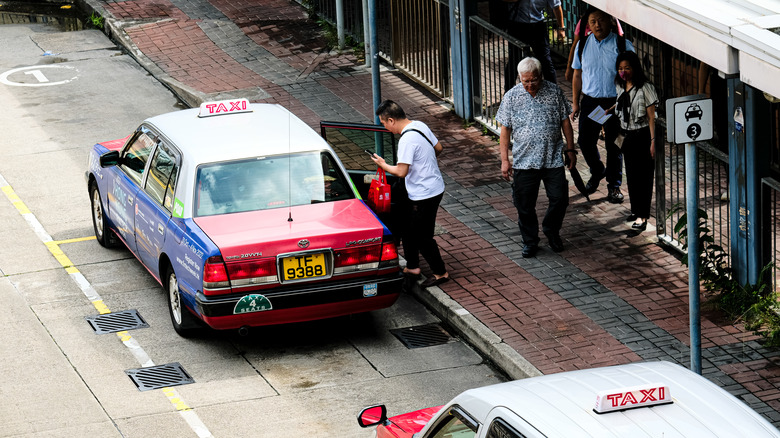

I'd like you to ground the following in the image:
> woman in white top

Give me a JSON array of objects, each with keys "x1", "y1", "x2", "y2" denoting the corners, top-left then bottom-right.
[
  {"x1": 614, "y1": 51, "x2": 658, "y2": 231},
  {"x1": 371, "y1": 100, "x2": 450, "y2": 288}
]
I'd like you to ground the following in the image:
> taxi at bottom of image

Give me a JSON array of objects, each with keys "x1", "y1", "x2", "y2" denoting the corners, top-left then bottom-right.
[
  {"x1": 358, "y1": 361, "x2": 780, "y2": 437},
  {"x1": 86, "y1": 98, "x2": 402, "y2": 336}
]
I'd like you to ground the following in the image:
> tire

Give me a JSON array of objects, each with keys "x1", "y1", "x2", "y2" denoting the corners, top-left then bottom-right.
[
  {"x1": 166, "y1": 266, "x2": 202, "y2": 337},
  {"x1": 90, "y1": 181, "x2": 118, "y2": 248}
]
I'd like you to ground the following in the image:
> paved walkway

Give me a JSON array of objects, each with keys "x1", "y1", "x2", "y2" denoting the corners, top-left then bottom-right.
[{"x1": 85, "y1": 0, "x2": 780, "y2": 426}]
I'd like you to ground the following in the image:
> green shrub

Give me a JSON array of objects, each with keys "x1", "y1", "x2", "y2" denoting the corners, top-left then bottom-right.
[{"x1": 672, "y1": 206, "x2": 780, "y2": 347}]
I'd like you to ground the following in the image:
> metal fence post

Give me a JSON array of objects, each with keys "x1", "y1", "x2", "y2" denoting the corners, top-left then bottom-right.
[{"x1": 449, "y1": 0, "x2": 473, "y2": 120}]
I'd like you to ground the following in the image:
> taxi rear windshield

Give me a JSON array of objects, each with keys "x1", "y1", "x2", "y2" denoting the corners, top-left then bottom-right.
[{"x1": 195, "y1": 151, "x2": 354, "y2": 216}]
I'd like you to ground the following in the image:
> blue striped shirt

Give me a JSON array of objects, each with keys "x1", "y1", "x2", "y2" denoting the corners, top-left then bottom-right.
[{"x1": 571, "y1": 32, "x2": 635, "y2": 98}]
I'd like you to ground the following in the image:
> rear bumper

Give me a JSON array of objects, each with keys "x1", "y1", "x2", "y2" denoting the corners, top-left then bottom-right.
[{"x1": 195, "y1": 273, "x2": 403, "y2": 330}]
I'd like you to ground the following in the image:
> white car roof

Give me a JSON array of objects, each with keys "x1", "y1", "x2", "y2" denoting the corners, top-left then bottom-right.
[
  {"x1": 146, "y1": 103, "x2": 329, "y2": 164},
  {"x1": 442, "y1": 361, "x2": 779, "y2": 437},
  {"x1": 143, "y1": 102, "x2": 340, "y2": 219}
]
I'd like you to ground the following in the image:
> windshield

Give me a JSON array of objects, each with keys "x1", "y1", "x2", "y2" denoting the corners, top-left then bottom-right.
[{"x1": 195, "y1": 151, "x2": 354, "y2": 216}]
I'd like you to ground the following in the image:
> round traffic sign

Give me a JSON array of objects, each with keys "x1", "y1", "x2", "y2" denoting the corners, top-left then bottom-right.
[{"x1": 687, "y1": 123, "x2": 701, "y2": 141}]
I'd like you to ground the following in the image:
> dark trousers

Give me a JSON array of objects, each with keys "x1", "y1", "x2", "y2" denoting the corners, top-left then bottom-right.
[
  {"x1": 403, "y1": 192, "x2": 446, "y2": 275},
  {"x1": 504, "y1": 21, "x2": 556, "y2": 92},
  {"x1": 578, "y1": 95, "x2": 623, "y2": 188},
  {"x1": 511, "y1": 167, "x2": 569, "y2": 246},
  {"x1": 623, "y1": 127, "x2": 655, "y2": 218}
]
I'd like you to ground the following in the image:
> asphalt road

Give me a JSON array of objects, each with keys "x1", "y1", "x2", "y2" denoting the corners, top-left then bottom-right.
[{"x1": 0, "y1": 24, "x2": 505, "y2": 437}]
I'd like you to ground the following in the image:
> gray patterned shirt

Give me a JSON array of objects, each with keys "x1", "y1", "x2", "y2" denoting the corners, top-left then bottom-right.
[{"x1": 496, "y1": 81, "x2": 572, "y2": 170}]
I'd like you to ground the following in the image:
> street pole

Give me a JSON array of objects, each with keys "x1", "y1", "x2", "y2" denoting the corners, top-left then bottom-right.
[
  {"x1": 367, "y1": 0, "x2": 382, "y2": 155},
  {"x1": 335, "y1": 0, "x2": 345, "y2": 49},
  {"x1": 685, "y1": 141, "x2": 702, "y2": 374},
  {"x1": 362, "y1": 0, "x2": 370, "y2": 68}
]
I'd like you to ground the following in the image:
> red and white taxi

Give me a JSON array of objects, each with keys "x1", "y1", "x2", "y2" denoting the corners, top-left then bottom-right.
[
  {"x1": 358, "y1": 361, "x2": 780, "y2": 437},
  {"x1": 86, "y1": 98, "x2": 402, "y2": 335}
]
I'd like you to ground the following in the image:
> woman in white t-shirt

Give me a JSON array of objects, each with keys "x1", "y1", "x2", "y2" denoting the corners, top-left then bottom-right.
[
  {"x1": 614, "y1": 51, "x2": 658, "y2": 231},
  {"x1": 371, "y1": 100, "x2": 450, "y2": 288}
]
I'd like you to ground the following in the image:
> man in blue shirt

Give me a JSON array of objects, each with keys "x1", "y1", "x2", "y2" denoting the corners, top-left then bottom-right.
[
  {"x1": 497, "y1": 57, "x2": 576, "y2": 258},
  {"x1": 503, "y1": 0, "x2": 566, "y2": 91},
  {"x1": 571, "y1": 7, "x2": 634, "y2": 203}
]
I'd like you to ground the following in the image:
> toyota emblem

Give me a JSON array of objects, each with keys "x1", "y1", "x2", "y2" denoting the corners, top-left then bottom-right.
[{"x1": 298, "y1": 239, "x2": 310, "y2": 248}]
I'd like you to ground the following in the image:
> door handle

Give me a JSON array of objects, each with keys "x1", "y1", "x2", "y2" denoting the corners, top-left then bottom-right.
[{"x1": 158, "y1": 223, "x2": 164, "y2": 235}]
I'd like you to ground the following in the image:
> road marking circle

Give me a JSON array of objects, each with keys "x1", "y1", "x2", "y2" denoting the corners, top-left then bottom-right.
[{"x1": 0, "y1": 65, "x2": 79, "y2": 87}]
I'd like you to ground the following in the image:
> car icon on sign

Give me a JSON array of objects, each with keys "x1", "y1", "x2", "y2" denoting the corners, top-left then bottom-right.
[{"x1": 685, "y1": 103, "x2": 703, "y2": 121}]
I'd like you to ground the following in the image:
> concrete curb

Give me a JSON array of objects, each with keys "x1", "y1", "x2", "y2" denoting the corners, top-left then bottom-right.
[{"x1": 411, "y1": 281, "x2": 542, "y2": 380}]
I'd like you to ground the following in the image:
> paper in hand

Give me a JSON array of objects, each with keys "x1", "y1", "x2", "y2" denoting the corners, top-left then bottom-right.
[{"x1": 587, "y1": 106, "x2": 612, "y2": 125}]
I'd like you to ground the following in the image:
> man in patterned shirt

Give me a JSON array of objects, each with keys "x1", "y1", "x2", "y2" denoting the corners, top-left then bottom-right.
[{"x1": 497, "y1": 57, "x2": 576, "y2": 258}]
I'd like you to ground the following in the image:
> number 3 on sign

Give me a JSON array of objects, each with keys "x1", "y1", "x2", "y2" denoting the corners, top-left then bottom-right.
[{"x1": 687, "y1": 123, "x2": 701, "y2": 141}]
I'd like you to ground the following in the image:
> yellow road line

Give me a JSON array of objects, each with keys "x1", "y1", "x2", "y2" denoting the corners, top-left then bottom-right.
[
  {"x1": 163, "y1": 387, "x2": 193, "y2": 411},
  {"x1": 1, "y1": 185, "x2": 32, "y2": 215},
  {"x1": 53, "y1": 236, "x2": 96, "y2": 245},
  {"x1": 2, "y1": 176, "x2": 211, "y2": 436}
]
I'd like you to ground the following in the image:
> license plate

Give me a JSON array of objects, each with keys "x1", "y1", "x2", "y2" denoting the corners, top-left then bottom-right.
[{"x1": 281, "y1": 253, "x2": 327, "y2": 281}]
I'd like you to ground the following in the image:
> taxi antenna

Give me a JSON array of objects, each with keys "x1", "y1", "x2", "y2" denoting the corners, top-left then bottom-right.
[{"x1": 287, "y1": 96, "x2": 293, "y2": 222}]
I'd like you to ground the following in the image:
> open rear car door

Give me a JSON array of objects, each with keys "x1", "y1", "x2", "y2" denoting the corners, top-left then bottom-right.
[{"x1": 320, "y1": 121, "x2": 403, "y2": 235}]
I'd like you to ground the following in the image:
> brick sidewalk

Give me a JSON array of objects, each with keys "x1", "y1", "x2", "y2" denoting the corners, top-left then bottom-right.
[{"x1": 93, "y1": 0, "x2": 780, "y2": 425}]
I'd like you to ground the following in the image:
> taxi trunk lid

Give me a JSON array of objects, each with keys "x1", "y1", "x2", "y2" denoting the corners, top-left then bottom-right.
[{"x1": 193, "y1": 199, "x2": 385, "y2": 261}]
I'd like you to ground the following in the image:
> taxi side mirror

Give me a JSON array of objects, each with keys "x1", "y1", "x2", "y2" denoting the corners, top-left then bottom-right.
[
  {"x1": 99, "y1": 151, "x2": 120, "y2": 168},
  {"x1": 357, "y1": 404, "x2": 388, "y2": 428}
]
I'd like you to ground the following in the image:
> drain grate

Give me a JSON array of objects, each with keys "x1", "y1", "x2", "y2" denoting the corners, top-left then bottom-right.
[
  {"x1": 85, "y1": 309, "x2": 149, "y2": 334},
  {"x1": 125, "y1": 362, "x2": 194, "y2": 391},
  {"x1": 390, "y1": 323, "x2": 454, "y2": 349}
]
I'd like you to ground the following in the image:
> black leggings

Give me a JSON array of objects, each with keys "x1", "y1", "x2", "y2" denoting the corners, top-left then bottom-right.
[
  {"x1": 403, "y1": 192, "x2": 446, "y2": 275},
  {"x1": 622, "y1": 127, "x2": 654, "y2": 218}
]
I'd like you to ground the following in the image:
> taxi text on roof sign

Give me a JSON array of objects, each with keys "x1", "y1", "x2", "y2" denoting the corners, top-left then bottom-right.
[
  {"x1": 593, "y1": 383, "x2": 672, "y2": 414},
  {"x1": 198, "y1": 98, "x2": 252, "y2": 117}
]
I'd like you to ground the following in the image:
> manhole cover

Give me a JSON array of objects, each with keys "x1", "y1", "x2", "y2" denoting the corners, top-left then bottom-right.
[
  {"x1": 125, "y1": 363, "x2": 194, "y2": 391},
  {"x1": 85, "y1": 309, "x2": 149, "y2": 334},
  {"x1": 390, "y1": 323, "x2": 454, "y2": 349}
]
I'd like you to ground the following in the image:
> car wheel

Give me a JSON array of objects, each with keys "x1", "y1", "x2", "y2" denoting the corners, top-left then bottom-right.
[
  {"x1": 166, "y1": 266, "x2": 202, "y2": 337},
  {"x1": 90, "y1": 182, "x2": 118, "y2": 248}
]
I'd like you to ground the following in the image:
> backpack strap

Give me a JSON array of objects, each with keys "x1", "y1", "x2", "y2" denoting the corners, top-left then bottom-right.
[
  {"x1": 578, "y1": 33, "x2": 629, "y2": 64},
  {"x1": 400, "y1": 128, "x2": 434, "y2": 146}
]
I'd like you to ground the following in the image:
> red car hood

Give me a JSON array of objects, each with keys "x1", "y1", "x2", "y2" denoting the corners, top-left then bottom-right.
[
  {"x1": 193, "y1": 199, "x2": 384, "y2": 258},
  {"x1": 378, "y1": 406, "x2": 443, "y2": 438}
]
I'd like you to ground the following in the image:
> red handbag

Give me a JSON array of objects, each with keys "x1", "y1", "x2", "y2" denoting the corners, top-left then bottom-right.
[{"x1": 367, "y1": 168, "x2": 391, "y2": 213}]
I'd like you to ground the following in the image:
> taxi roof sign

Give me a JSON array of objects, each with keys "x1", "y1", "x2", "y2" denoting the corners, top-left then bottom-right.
[
  {"x1": 198, "y1": 98, "x2": 252, "y2": 118},
  {"x1": 594, "y1": 383, "x2": 672, "y2": 414}
]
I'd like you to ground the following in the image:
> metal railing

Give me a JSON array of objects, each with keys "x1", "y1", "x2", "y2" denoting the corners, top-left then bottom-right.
[
  {"x1": 656, "y1": 134, "x2": 731, "y2": 266},
  {"x1": 762, "y1": 178, "x2": 780, "y2": 291},
  {"x1": 379, "y1": 0, "x2": 451, "y2": 97},
  {"x1": 308, "y1": 0, "x2": 451, "y2": 98},
  {"x1": 469, "y1": 16, "x2": 531, "y2": 134}
]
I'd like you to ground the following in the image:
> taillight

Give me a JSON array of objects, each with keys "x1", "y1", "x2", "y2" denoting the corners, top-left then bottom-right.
[
  {"x1": 333, "y1": 245, "x2": 381, "y2": 273},
  {"x1": 203, "y1": 255, "x2": 279, "y2": 296},
  {"x1": 204, "y1": 256, "x2": 229, "y2": 287},
  {"x1": 379, "y1": 238, "x2": 399, "y2": 269},
  {"x1": 334, "y1": 245, "x2": 381, "y2": 268},
  {"x1": 227, "y1": 258, "x2": 278, "y2": 287},
  {"x1": 380, "y1": 240, "x2": 398, "y2": 261}
]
